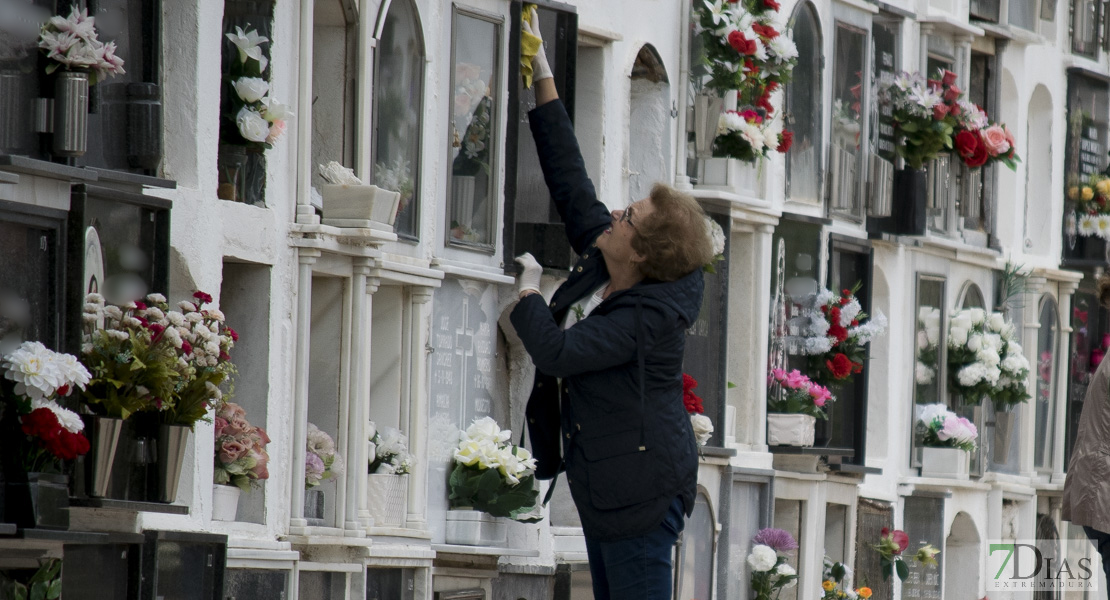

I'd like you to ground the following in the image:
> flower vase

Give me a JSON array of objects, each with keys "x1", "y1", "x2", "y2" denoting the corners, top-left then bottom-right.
[
  {"x1": 151, "y1": 424, "x2": 190, "y2": 503},
  {"x1": 697, "y1": 158, "x2": 764, "y2": 199},
  {"x1": 892, "y1": 167, "x2": 927, "y2": 236},
  {"x1": 81, "y1": 415, "x2": 124, "y2": 498},
  {"x1": 53, "y1": 70, "x2": 89, "y2": 157},
  {"x1": 2, "y1": 472, "x2": 71, "y2": 530},
  {"x1": 693, "y1": 90, "x2": 724, "y2": 158},
  {"x1": 211, "y1": 484, "x2": 240, "y2": 521},
  {"x1": 919, "y1": 447, "x2": 970, "y2": 480},
  {"x1": 991, "y1": 407, "x2": 1018, "y2": 464},
  {"x1": 444, "y1": 509, "x2": 507, "y2": 547},
  {"x1": 304, "y1": 488, "x2": 325, "y2": 526},
  {"x1": 217, "y1": 145, "x2": 248, "y2": 202},
  {"x1": 766, "y1": 413, "x2": 816, "y2": 447},
  {"x1": 366, "y1": 473, "x2": 408, "y2": 528}
]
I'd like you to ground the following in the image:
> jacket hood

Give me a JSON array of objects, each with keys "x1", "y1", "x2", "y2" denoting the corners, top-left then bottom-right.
[{"x1": 615, "y1": 268, "x2": 705, "y2": 327}]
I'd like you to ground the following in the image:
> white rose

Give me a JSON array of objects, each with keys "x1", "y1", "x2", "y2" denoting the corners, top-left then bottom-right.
[
  {"x1": 951, "y1": 312, "x2": 973, "y2": 331},
  {"x1": 949, "y1": 326, "x2": 968, "y2": 347},
  {"x1": 690, "y1": 414, "x2": 714, "y2": 446},
  {"x1": 236, "y1": 106, "x2": 270, "y2": 143},
  {"x1": 747, "y1": 545, "x2": 778, "y2": 572},
  {"x1": 988, "y1": 313, "x2": 1007, "y2": 332},
  {"x1": 968, "y1": 308, "x2": 986, "y2": 326},
  {"x1": 967, "y1": 334, "x2": 983, "y2": 352},
  {"x1": 976, "y1": 348, "x2": 1001, "y2": 367},
  {"x1": 917, "y1": 331, "x2": 930, "y2": 350},
  {"x1": 926, "y1": 325, "x2": 940, "y2": 346},
  {"x1": 232, "y1": 77, "x2": 269, "y2": 103}
]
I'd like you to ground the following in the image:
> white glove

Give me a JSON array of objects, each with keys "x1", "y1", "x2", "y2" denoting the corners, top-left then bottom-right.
[
  {"x1": 515, "y1": 253, "x2": 542, "y2": 296},
  {"x1": 522, "y1": 8, "x2": 553, "y2": 83}
]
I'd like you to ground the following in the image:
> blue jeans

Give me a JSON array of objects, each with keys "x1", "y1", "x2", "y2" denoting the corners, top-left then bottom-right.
[
  {"x1": 584, "y1": 497, "x2": 685, "y2": 600},
  {"x1": 1084, "y1": 526, "x2": 1110, "y2": 593}
]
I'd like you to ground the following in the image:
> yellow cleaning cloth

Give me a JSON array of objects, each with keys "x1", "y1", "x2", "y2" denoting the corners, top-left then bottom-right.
[{"x1": 520, "y1": 4, "x2": 542, "y2": 89}]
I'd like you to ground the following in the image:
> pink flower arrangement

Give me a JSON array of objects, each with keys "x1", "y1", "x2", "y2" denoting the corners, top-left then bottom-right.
[
  {"x1": 767, "y1": 368, "x2": 834, "y2": 419},
  {"x1": 213, "y1": 401, "x2": 270, "y2": 491}
]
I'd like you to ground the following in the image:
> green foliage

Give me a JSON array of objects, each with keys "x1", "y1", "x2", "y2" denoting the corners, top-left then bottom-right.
[
  {"x1": 448, "y1": 463, "x2": 540, "y2": 521},
  {"x1": 1, "y1": 559, "x2": 62, "y2": 600},
  {"x1": 81, "y1": 328, "x2": 180, "y2": 420}
]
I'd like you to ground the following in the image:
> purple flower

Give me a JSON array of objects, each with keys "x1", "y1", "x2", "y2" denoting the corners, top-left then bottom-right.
[
  {"x1": 305, "y1": 452, "x2": 325, "y2": 483},
  {"x1": 752, "y1": 527, "x2": 798, "y2": 552}
]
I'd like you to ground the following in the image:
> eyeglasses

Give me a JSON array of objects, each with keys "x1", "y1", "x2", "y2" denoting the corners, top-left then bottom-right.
[{"x1": 619, "y1": 204, "x2": 636, "y2": 228}]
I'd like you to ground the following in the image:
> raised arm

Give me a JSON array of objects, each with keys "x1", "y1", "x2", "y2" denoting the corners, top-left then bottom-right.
[{"x1": 522, "y1": 9, "x2": 610, "y2": 254}]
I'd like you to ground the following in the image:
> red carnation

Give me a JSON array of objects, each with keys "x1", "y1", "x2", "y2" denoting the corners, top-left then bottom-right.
[
  {"x1": 762, "y1": 0, "x2": 781, "y2": 10},
  {"x1": 829, "y1": 323, "x2": 849, "y2": 344},
  {"x1": 826, "y1": 353, "x2": 854, "y2": 379},
  {"x1": 193, "y1": 290, "x2": 213, "y2": 305},
  {"x1": 219, "y1": 350, "x2": 231, "y2": 362},
  {"x1": 740, "y1": 109, "x2": 762, "y2": 123},
  {"x1": 927, "y1": 79, "x2": 941, "y2": 91},
  {"x1": 744, "y1": 59, "x2": 759, "y2": 76},
  {"x1": 776, "y1": 131, "x2": 794, "y2": 153},
  {"x1": 134, "y1": 301, "x2": 147, "y2": 311},
  {"x1": 227, "y1": 327, "x2": 239, "y2": 342},
  {"x1": 851, "y1": 319, "x2": 859, "y2": 327},
  {"x1": 181, "y1": 340, "x2": 193, "y2": 355},
  {"x1": 756, "y1": 92, "x2": 775, "y2": 115},
  {"x1": 682, "y1": 374, "x2": 704, "y2": 414},
  {"x1": 954, "y1": 130, "x2": 980, "y2": 159},
  {"x1": 21, "y1": 408, "x2": 63, "y2": 441}
]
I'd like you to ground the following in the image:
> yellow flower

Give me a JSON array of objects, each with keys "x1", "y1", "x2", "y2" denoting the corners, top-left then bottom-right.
[
  {"x1": 1069, "y1": 186, "x2": 1080, "y2": 200},
  {"x1": 1097, "y1": 178, "x2": 1110, "y2": 197},
  {"x1": 858, "y1": 587, "x2": 873, "y2": 599},
  {"x1": 1082, "y1": 187, "x2": 1095, "y2": 201},
  {"x1": 822, "y1": 580, "x2": 835, "y2": 592}
]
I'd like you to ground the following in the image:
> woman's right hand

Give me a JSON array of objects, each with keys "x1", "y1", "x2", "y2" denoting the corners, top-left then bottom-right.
[
  {"x1": 515, "y1": 253, "x2": 543, "y2": 298},
  {"x1": 522, "y1": 8, "x2": 552, "y2": 84}
]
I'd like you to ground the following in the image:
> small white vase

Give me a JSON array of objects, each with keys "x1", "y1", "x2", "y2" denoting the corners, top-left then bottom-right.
[
  {"x1": 444, "y1": 509, "x2": 507, "y2": 547},
  {"x1": 366, "y1": 473, "x2": 408, "y2": 528},
  {"x1": 697, "y1": 157, "x2": 764, "y2": 197},
  {"x1": 211, "y1": 484, "x2": 241, "y2": 521},
  {"x1": 766, "y1": 413, "x2": 816, "y2": 447},
  {"x1": 919, "y1": 446, "x2": 970, "y2": 480}
]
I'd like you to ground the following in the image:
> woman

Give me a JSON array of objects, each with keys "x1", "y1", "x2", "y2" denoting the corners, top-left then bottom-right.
[
  {"x1": 1062, "y1": 275, "x2": 1110, "y2": 588},
  {"x1": 509, "y1": 12, "x2": 716, "y2": 600}
]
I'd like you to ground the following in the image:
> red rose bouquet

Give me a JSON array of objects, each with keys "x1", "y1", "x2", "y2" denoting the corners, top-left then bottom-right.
[
  {"x1": 683, "y1": 374, "x2": 714, "y2": 445},
  {"x1": 1, "y1": 342, "x2": 92, "y2": 472}
]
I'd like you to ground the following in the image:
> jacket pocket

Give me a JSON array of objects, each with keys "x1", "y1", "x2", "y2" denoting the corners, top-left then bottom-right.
[{"x1": 581, "y1": 429, "x2": 654, "y2": 510}]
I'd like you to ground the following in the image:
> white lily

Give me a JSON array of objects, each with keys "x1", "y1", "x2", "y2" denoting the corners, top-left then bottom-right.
[{"x1": 225, "y1": 26, "x2": 269, "y2": 72}]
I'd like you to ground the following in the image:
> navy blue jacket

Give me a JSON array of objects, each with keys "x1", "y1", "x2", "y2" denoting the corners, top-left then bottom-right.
[{"x1": 510, "y1": 100, "x2": 701, "y2": 541}]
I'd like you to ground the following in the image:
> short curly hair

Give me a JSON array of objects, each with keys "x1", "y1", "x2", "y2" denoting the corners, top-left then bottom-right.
[{"x1": 630, "y1": 183, "x2": 716, "y2": 282}]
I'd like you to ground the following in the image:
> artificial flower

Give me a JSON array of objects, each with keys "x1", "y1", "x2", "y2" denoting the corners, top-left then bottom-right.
[{"x1": 225, "y1": 25, "x2": 269, "y2": 72}]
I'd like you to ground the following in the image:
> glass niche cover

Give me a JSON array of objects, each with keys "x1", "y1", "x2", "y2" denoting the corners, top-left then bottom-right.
[
  {"x1": 0, "y1": 202, "x2": 65, "y2": 351},
  {"x1": 447, "y1": 8, "x2": 502, "y2": 249},
  {"x1": 66, "y1": 185, "x2": 170, "y2": 347}
]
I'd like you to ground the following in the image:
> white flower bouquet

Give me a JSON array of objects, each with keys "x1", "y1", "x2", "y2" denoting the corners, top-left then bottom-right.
[
  {"x1": 367, "y1": 421, "x2": 414, "y2": 475},
  {"x1": 916, "y1": 403, "x2": 978, "y2": 452},
  {"x1": 914, "y1": 306, "x2": 942, "y2": 386},
  {"x1": 38, "y1": 5, "x2": 125, "y2": 83},
  {"x1": 223, "y1": 25, "x2": 292, "y2": 148},
  {"x1": 947, "y1": 308, "x2": 1031, "y2": 407},
  {"x1": 448, "y1": 417, "x2": 539, "y2": 520}
]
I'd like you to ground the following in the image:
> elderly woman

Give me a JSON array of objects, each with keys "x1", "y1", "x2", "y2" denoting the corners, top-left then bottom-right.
[
  {"x1": 509, "y1": 13, "x2": 715, "y2": 600},
  {"x1": 1062, "y1": 275, "x2": 1110, "y2": 587}
]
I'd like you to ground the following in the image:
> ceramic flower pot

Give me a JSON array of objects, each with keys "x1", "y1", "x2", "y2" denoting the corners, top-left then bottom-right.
[
  {"x1": 919, "y1": 446, "x2": 970, "y2": 480},
  {"x1": 366, "y1": 473, "x2": 408, "y2": 528},
  {"x1": 766, "y1": 413, "x2": 816, "y2": 447},
  {"x1": 444, "y1": 509, "x2": 507, "y2": 547},
  {"x1": 321, "y1": 184, "x2": 401, "y2": 225},
  {"x1": 697, "y1": 157, "x2": 764, "y2": 198},
  {"x1": 211, "y1": 484, "x2": 241, "y2": 521}
]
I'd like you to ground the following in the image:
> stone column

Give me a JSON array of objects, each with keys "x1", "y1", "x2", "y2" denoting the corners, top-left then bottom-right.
[
  {"x1": 406, "y1": 286, "x2": 434, "y2": 529},
  {"x1": 1019, "y1": 275, "x2": 1048, "y2": 477},
  {"x1": 345, "y1": 257, "x2": 372, "y2": 531},
  {"x1": 290, "y1": 248, "x2": 320, "y2": 531},
  {"x1": 1053, "y1": 280, "x2": 1079, "y2": 481}
]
